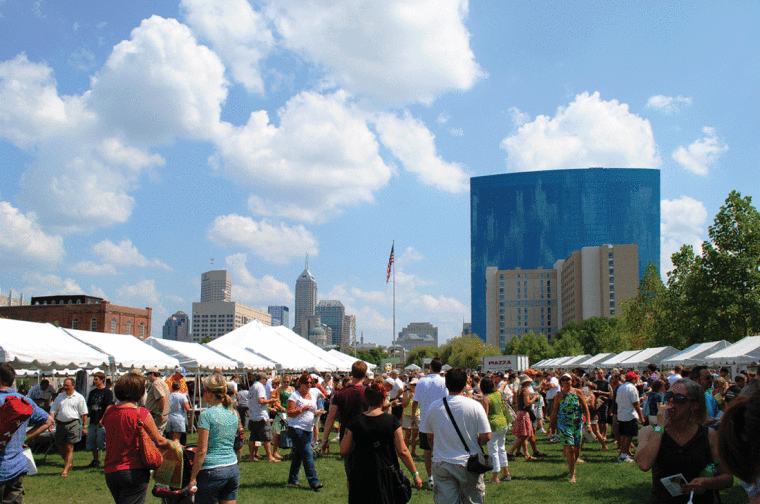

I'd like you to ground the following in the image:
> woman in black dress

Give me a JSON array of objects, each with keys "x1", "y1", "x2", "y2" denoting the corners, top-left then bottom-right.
[{"x1": 340, "y1": 383, "x2": 423, "y2": 503}]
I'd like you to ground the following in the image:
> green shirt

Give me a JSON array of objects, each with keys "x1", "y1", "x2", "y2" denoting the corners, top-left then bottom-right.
[
  {"x1": 486, "y1": 391, "x2": 510, "y2": 432},
  {"x1": 198, "y1": 405, "x2": 238, "y2": 468}
]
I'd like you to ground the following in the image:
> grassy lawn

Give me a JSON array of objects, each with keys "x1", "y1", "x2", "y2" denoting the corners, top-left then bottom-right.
[{"x1": 25, "y1": 434, "x2": 749, "y2": 504}]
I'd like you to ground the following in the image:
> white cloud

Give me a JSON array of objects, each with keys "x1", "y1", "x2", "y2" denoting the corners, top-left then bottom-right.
[
  {"x1": 92, "y1": 239, "x2": 171, "y2": 270},
  {"x1": 449, "y1": 128, "x2": 463, "y2": 137},
  {"x1": 671, "y1": 127, "x2": 728, "y2": 176},
  {"x1": 437, "y1": 113, "x2": 450, "y2": 125},
  {"x1": 22, "y1": 272, "x2": 82, "y2": 295},
  {"x1": 411, "y1": 294, "x2": 468, "y2": 313},
  {"x1": 68, "y1": 47, "x2": 95, "y2": 70},
  {"x1": 225, "y1": 253, "x2": 292, "y2": 305},
  {"x1": 501, "y1": 92, "x2": 661, "y2": 172},
  {"x1": 180, "y1": 0, "x2": 274, "y2": 94},
  {"x1": 374, "y1": 111, "x2": 469, "y2": 193},
  {"x1": 208, "y1": 214, "x2": 319, "y2": 264},
  {"x1": 266, "y1": 0, "x2": 483, "y2": 105},
  {"x1": 508, "y1": 106, "x2": 531, "y2": 128},
  {"x1": 115, "y1": 279, "x2": 162, "y2": 308},
  {"x1": 212, "y1": 90, "x2": 392, "y2": 223},
  {"x1": 399, "y1": 247, "x2": 423, "y2": 264},
  {"x1": 660, "y1": 196, "x2": 707, "y2": 274},
  {"x1": 0, "y1": 199, "x2": 65, "y2": 266},
  {"x1": 646, "y1": 95, "x2": 692, "y2": 114},
  {"x1": 69, "y1": 261, "x2": 119, "y2": 276}
]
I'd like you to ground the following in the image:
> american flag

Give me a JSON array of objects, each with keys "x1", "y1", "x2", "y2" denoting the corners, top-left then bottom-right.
[{"x1": 386, "y1": 244, "x2": 394, "y2": 283}]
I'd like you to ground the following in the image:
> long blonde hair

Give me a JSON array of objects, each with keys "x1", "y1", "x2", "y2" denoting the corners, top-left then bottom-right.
[{"x1": 203, "y1": 374, "x2": 233, "y2": 408}]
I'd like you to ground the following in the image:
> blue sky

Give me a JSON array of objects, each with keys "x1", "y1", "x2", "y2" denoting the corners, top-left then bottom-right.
[{"x1": 1, "y1": 1, "x2": 757, "y2": 346}]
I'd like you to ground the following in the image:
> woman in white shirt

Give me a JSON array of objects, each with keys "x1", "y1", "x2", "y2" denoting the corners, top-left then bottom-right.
[{"x1": 286, "y1": 373, "x2": 323, "y2": 491}]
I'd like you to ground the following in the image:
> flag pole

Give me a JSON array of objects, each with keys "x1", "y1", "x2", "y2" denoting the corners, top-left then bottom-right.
[{"x1": 392, "y1": 240, "x2": 396, "y2": 349}]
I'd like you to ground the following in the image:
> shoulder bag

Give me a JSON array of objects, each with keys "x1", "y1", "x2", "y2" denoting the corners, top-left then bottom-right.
[
  {"x1": 442, "y1": 397, "x2": 493, "y2": 474},
  {"x1": 135, "y1": 407, "x2": 163, "y2": 470}
]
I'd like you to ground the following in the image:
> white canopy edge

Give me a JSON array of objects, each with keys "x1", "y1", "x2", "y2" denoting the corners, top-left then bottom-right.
[
  {"x1": 63, "y1": 328, "x2": 180, "y2": 371},
  {"x1": 661, "y1": 341, "x2": 730, "y2": 367},
  {"x1": 619, "y1": 346, "x2": 680, "y2": 367},
  {"x1": 704, "y1": 335, "x2": 760, "y2": 366},
  {"x1": 145, "y1": 337, "x2": 238, "y2": 372}
]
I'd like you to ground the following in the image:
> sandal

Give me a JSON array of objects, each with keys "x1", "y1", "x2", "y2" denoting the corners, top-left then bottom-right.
[
  {"x1": 534, "y1": 451, "x2": 547, "y2": 457},
  {"x1": 524, "y1": 456, "x2": 537, "y2": 461}
]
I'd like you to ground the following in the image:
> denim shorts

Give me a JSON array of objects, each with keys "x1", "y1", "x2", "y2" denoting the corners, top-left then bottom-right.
[
  {"x1": 196, "y1": 464, "x2": 240, "y2": 504},
  {"x1": 86, "y1": 423, "x2": 106, "y2": 451}
]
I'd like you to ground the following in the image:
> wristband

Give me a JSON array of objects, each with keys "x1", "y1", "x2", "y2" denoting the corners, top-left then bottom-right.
[
  {"x1": 653, "y1": 425, "x2": 665, "y2": 434},
  {"x1": 412, "y1": 471, "x2": 419, "y2": 478}
]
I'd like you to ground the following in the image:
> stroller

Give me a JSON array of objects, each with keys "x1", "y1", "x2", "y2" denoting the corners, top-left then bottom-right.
[{"x1": 152, "y1": 445, "x2": 196, "y2": 504}]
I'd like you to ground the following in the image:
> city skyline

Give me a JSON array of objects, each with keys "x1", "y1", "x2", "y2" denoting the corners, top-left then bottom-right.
[{"x1": 1, "y1": 2, "x2": 757, "y2": 345}]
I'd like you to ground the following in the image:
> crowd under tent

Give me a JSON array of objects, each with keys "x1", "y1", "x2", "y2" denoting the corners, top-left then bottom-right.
[
  {"x1": 205, "y1": 339, "x2": 277, "y2": 371},
  {"x1": 576, "y1": 353, "x2": 617, "y2": 368},
  {"x1": 64, "y1": 327, "x2": 180, "y2": 374},
  {"x1": 619, "y1": 346, "x2": 680, "y2": 368},
  {"x1": 0, "y1": 319, "x2": 109, "y2": 372},
  {"x1": 704, "y1": 336, "x2": 760, "y2": 366},
  {"x1": 145, "y1": 337, "x2": 238, "y2": 372},
  {"x1": 598, "y1": 350, "x2": 642, "y2": 369},
  {"x1": 661, "y1": 341, "x2": 730, "y2": 368},
  {"x1": 327, "y1": 349, "x2": 378, "y2": 371}
]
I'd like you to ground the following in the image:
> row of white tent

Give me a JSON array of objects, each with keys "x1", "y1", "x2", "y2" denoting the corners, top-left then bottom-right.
[
  {"x1": 0, "y1": 318, "x2": 376, "y2": 375},
  {"x1": 532, "y1": 336, "x2": 760, "y2": 370}
]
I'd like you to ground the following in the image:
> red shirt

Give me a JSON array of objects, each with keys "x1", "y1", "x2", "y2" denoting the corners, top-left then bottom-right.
[
  {"x1": 102, "y1": 405, "x2": 149, "y2": 473},
  {"x1": 330, "y1": 384, "x2": 367, "y2": 439}
]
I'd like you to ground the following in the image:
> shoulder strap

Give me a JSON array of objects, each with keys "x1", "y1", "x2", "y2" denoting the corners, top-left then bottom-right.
[{"x1": 443, "y1": 397, "x2": 471, "y2": 454}]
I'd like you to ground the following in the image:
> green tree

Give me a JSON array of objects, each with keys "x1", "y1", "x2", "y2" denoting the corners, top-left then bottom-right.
[
  {"x1": 503, "y1": 331, "x2": 553, "y2": 365},
  {"x1": 200, "y1": 335, "x2": 212, "y2": 344},
  {"x1": 618, "y1": 262, "x2": 667, "y2": 349},
  {"x1": 444, "y1": 336, "x2": 502, "y2": 370},
  {"x1": 404, "y1": 346, "x2": 438, "y2": 367},
  {"x1": 553, "y1": 317, "x2": 621, "y2": 355},
  {"x1": 355, "y1": 348, "x2": 387, "y2": 366}
]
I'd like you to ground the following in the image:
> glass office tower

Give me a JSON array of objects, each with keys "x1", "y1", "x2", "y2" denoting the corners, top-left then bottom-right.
[{"x1": 470, "y1": 168, "x2": 660, "y2": 342}]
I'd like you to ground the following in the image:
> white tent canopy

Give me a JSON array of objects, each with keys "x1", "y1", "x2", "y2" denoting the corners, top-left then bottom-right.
[
  {"x1": 563, "y1": 354, "x2": 592, "y2": 367},
  {"x1": 577, "y1": 353, "x2": 616, "y2": 368},
  {"x1": 661, "y1": 341, "x2": 730, "y2": 368},
  {"x1": 64, "y1": 328, "x2": 180, "y2": 372},
  {"x1": 705, "y1": 336, "x2": 760, "y2": 366},
  {"x1": 619, "y1": 346, "x2": 680, "y2": 368},
  {"x1": 205, "y1": 340, "x2": 277, "y2": 371},
  {"x1": 599, "y1": 350, "x2": 641, "y2": 369},
  {"x1": 0, "y1": 319, "x2": 110, "y2": 371},
  {"x1": 145, "y1": 338, "x2": 237, "y2": 372},
  {"x1": 327, "y1": 349, "x2": 377, "y2": 371}
]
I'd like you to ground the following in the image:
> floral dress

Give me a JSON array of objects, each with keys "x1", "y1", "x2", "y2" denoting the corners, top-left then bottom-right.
[{"x1": 557, "y1": 392, "x2": 584, "y2": 446}]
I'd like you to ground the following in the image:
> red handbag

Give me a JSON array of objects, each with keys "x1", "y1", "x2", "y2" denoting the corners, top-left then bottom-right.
[
  {"x1": 135, "y1": 408, "x2": 163, "y2": 470},
  {"x1": 0, "y1": 395, "x2": 33, "y2": 451}
]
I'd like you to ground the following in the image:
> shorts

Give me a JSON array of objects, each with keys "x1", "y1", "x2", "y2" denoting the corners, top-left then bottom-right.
[
  {"x1": 618, "y1": 418, "x2": 639, "y2": 437},
  {"x1": 86, "y1": 422, "x2": 106, "y2": 451},
  {"x1": 402, "y1": 415, "x2": 419, "y2": 430},
  {"x1": 54, "y1": 419, "x2": 81, "y2": 446},
  {"x1": 248, "y1": 419, "x2": 272, "y2": 442},
  {"x1": 165, "y1": 415, "x2": 187, "y2": 434},
  {"x1": 419, "y1": 432, "x2": 432, "y2": 451},
  {"x1": 196, "y1": 464, "x2": 240, "y2": 504},
  {"x1": 596, "y1": 403, "x2": 609, "y2": 424}
]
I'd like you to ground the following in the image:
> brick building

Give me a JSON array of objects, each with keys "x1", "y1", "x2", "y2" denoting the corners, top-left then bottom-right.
[{"x1": 0, "y1": 294, "x2": 153, "y2": 340}]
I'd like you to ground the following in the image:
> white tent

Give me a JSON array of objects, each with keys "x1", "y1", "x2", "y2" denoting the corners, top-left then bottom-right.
[
  {"x1": 576, "y1": 353, "x2": 616, "y2": 368},
  {"x1": 404, "y1": 363, "x2": 422, "y2": 372},
  {"x1": 563, "y1": 354, "x2": 592, "y2": 367},
  {"x1": 205, "y1": 340, "x2": 277, "y2": 371},
  {"x1": 705, "y1": 336, "x2": 760, "y2": 366},
  {"x1": 531, "y1": 359, "x2": 549, "y2": 369},
  {"x1": 619, "y1": 346, "x2": 680, "y2": 368},
  {"x1": 327, "y1": 349, "x2": 377, "y2": 371},
  {"x1": 0, "y1": 319, "x2": 109, "y2": 371},
  {"x1": 145, "y1": 338, "x2": 237, "y2": 372},
  {"x1": 64, "y1": 328, "x2": 180, "y2": 372},
  {"x1": 661, "y1": 341, "x2": 730, "y2": 368},
  {"x1": 211, "y1": 321, "x2": 341, "y2": 372},
  {"x1": 599, "y1": 350, "x2": 641, "y2": 368}
]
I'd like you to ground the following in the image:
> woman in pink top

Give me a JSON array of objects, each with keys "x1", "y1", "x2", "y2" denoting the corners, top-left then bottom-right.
[{"x1": 102, "y1": 372, "x2": 173, "y2": 504}]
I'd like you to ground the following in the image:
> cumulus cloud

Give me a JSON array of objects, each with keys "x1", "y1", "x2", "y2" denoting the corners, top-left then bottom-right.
[
  {"x1": 0, "y1": 199, "x2": 65, "y2": 266},
  {"x1": 660, "y1": 196, "x2": 707, "y2": 274},
  {"x1": 501, "y1": 92, "x2": 661, "y2": 172},
  {"x1": 671, "y1": 127, "x2": 728, "y2": 176},
  {"x1": 68, "y1": 47, "x2": 95, "y2": 71},
  {"x1": 69, "y1": 261, "x2": 119, "y2": 276},
  {"x1": 411, "y1": 294, "x2": 468, "y2": 313},
  {"x1": 374, "y1": 111, "x2": 469, "y2": 193},
  {"x1": 92, "y1": 239, "x2": 171, "y2": 270},
  {"x1": 115, "y1": 279, "x2": 163, "y2": 309},
  {"x1": 212, "y1": 90, "x2": 392, "y2": 223},
  {"x1": 646, "y1": 95, "x2": 692, "y2": 114},
  {"x1": 180, "y1": 0, "x2": 274, "y2": 94},
  {"x1": 22, "y1": 272, "x2": 82, "y2": 295},
  {"x1": 225, "y1": 253, "x2": 292, "y2": 305},
  {"x1": 265, "y1": 0, "x2": 483, "y2": 105},
  {"x1": 399, "y1": 247, "x2": 423, "y2": 264},
  {"x1": 208, "y1": 214, "x2": 319, "y2": 264}
]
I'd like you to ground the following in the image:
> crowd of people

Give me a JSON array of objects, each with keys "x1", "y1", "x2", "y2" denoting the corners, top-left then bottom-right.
[{"x1": 2, "y1": 360, "x2": 760, "y2": 504}]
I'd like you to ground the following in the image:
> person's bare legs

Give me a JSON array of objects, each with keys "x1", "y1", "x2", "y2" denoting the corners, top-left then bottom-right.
[
  {"x1": 248, "y1": 439, "x2": 259, "y2": 461},
  {"x1": 565, "y1": 445, "x2": 580, "y2": 483},
  {"x1": 59, "y1": 443, "x2": 74, "y2": 476},
  {"x1": 263, "y1": 441, "x2": 279, "y2": 462},
  {"x1": 272, "y1": 433, "x2": 282, "y2": 459},
  {"x1": 410, "y1": 428, "x2": 418, "y2": 457},
  {"x1": 619, "y1": 435, "x2": 633, "y2": 457}
]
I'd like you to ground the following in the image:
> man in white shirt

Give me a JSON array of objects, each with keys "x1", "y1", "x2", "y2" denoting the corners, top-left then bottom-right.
[
  {"x1": 667, "y1": 364, "x2": 684, "y2": 386},
  {"x1": 248, "y1": 372, "x2": 278, "y2": 462},
  {"x1": 422, "y1": 367, "x2": 491, "y2": 504},
  {"x1": 389, "y1": 369, "x2": 405, "y2": 420},
  {"x1": 27, "y1": 379, "x2": 53, "y2": 410},
  {"x1": 50, "y1": 378, "x2": 88, "y2": 477},
  {"x1": 615, "y1": 371, "x2": 643, "y2": 462},
  {"x1": 543, "y1": 372, "x2": 561, "y2": 441},
  {"x1": 412, "y1": 358, "x2": 449, "y2": 488}
]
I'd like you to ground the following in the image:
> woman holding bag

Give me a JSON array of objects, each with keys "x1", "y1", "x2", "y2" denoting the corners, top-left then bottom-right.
[{"x1": 102, "y1": 372, "x2": 174, "y2": 504}]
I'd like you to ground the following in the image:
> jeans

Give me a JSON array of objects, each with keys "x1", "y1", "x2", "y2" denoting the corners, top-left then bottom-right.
[
  {"x1": 287, "y1": 427, "x2": 320, "y2": 488},
  {"x1": 105, "y1": 468, "x2": 151, "y2": 504},
  {"x1": 196, "y1": 464, "x2": 240, "y2": 504}
]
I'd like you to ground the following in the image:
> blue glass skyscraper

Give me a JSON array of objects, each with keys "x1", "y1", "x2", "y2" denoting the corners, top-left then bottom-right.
[{"x1": 470, "y1": 168, "x2": 660, "y2": 341}]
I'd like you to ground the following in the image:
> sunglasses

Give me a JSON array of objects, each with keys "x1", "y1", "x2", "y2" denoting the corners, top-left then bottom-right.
[
  {"x1": 663, "y1": 391, "x2": 695, "y2": 405},
  {"x1": 559, "y1": 378, "x2": 571, "y2": 382}
]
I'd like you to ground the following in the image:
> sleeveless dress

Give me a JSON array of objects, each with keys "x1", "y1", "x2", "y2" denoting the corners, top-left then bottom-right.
[
  {"x1": 557, "y1": 392, "x2": 583, "y2": 446},
  {"x1": 649, "y1": 425, "x2": 719, "y2": 504},
  {"x1": 346, "y1": 413, "x2": 402, "y2": 504},
  {"x1": 512, "y1": 390, "x2": 534, "y2": 437}
]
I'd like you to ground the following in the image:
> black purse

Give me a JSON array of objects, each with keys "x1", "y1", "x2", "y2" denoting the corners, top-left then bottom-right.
[
  {"x1": 442, "y1": 398, "x2": 493, "y2": 474},
  {"x1": 388, "y1": 463, "x2": 412, "y2": 503}
]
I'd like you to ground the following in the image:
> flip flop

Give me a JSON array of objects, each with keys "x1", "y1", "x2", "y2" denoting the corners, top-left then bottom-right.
[
  {"x1": 534, "y1": 452, "x2": 548, "y2": 457},
  {"x1": 524, "y1": 456, "x2": 538, "y2": 461}
]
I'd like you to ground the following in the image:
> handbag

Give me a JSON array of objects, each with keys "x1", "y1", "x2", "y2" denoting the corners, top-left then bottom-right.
[
  {"x1": 389, "y1": 464, "x2": 412, "y2": 503},
  {"x1": 442, "y1": 398, "x2": 493, "y2": 474},
  {"x1": 135, "y1": 407, "x2": 163, "y2": 470}
]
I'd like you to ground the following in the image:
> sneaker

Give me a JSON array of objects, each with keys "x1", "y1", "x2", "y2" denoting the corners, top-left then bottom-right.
[
  {"x1": 428, "y1": 476, "x2": 434, "y2": 489},
  {"x1": 549, "y1": 435, "x2": 559, "y2": 443},
  {"x1": 622, "y1": 455, "x2": 635, "y2": 463},
  {"x1": 538, "y1": 428, "x2": 547, "y2": 434}
]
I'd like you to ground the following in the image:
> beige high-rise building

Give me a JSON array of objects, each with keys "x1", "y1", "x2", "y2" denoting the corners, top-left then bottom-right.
[
  {"x1": 201, "y1": 270, "x2": 232, "y2": 303},
  {"x1": 554, "y1": 244, "x2": 639, "y2": 326},
  {"x1": 191, "y1": 301, "x2": 271, "y2": 342},
  {"x1": 485, "y1": 267, "x2": 558, "y2": 350}
]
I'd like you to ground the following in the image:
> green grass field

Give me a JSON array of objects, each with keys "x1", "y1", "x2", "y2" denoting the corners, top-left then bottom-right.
[{"x1": 24, "y1": 434, "x2": 749, "y2": 504}]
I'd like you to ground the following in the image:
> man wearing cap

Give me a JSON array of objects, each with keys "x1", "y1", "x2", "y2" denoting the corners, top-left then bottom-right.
[
  {"x1": 248, "y1": 372, "x2": 279, "y2": 462},
  {"x1": 85, "y1": 371, "x2": 113, "y2": 468},
  {"x1": 50, "y1": 378, "x2": 88, "y2": 476},
  {"x1": 165, "y1": 367, "x2": 188, "y2": 395},
  {"x1": 615, "y1": 371, "x2": 643, "y2": 462},
  {"x1": 145, "y1": 368, "x2": 170, "y2": 435}
]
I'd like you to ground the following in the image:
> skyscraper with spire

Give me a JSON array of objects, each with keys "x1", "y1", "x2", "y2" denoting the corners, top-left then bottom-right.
[{"x1": 293, "y1": 255, "x2": 318, "y2": 335}]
